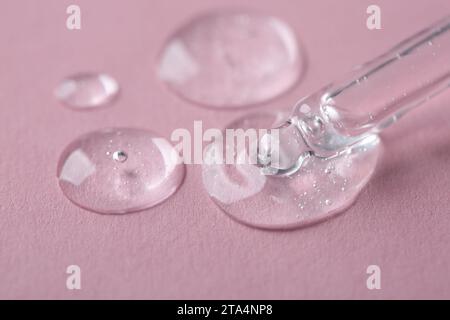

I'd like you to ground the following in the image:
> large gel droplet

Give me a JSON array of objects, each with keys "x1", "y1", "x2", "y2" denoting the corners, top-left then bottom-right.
[
  {"x1": 202, "y1": 112, "x2": 381, "y2": 229},
  {"x1": 55, "y1": 73, "x2": 119, "y2": 110},
  {"x1": 158, "y1": 11, "x2": 303, "y2": 108},
  {"x1": 57, "y1": 128, "x2": 185, "y2": 214}
]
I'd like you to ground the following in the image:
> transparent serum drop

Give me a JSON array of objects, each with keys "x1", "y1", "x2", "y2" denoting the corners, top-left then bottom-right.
[
  {"x1": 55, "y1": 73, "x2": 119, "y2": 110},
  {"x1": 158, "y1": 11, "x2": 303, "y2": 108},
  {"x1": 202, "y1": 112, "x2": 381, "y2": 229},
  {"x1": 57, "y1": 128, "x2": 185, "y2": 214}
]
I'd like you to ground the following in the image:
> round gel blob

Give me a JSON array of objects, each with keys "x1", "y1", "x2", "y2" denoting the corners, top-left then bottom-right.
[
  {"x1": 57, "y1": 128, "x2": 185, "y2": 214},
  {"x1": 55, "y1": 73, "x2": 119, "y2": 110},
  {"x1": 202, "y1": 112, "x2": 381, "y2": 229},
  {"x1": 158, "y1": 11, "x2": 304, "y2": 108}
]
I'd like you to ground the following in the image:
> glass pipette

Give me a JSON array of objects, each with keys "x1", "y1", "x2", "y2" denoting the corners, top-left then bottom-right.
[{"x1": 203, "y1": 17, "x2": 450, "y2": 229}]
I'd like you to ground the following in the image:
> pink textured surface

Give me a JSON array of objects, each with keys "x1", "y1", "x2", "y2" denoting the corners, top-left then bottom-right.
[{"x1": 1, "y1": 0, "x2": 450, "y2": 299}]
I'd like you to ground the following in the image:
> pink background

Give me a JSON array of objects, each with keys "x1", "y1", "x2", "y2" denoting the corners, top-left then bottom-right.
[{"x1": 1, "y1": 0, "x2": 450, "y2": 299}]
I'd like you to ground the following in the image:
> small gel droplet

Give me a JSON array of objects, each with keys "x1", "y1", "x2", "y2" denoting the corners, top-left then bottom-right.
[{"x1": 55, "y1": 73, "x2": 119, "y2": 110}]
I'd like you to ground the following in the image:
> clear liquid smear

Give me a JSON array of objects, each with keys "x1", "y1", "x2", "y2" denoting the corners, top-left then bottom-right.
[
  {"x1": 57, "y1": 128, "x2": 185, "y2": 214},
  {"x1": 55, "y1": 73, "x2": 119, "y2": 110},
  {"x1": 158, "y1": 11, "x2": 303, "y2": 108},
  {"x1": 202, "y1": 112, "x2": 381, "y2": 229}
]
